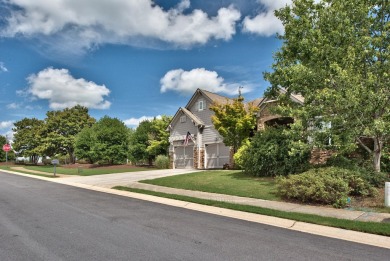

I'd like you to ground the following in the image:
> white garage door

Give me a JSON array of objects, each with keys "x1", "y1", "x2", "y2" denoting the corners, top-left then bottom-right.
[
  {"x1": 174, "y1": 146, "x2": 194, "y2": 169},
  {"x1": 206, "y1": 143, "x2": 230, "y2": 169}
]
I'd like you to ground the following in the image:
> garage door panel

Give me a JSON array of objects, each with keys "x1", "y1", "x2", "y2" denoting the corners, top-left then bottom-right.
[
  {"x1": 174, "y1": 146, "x2": 194, "y2": 169},
  {"x1": 219, "y1": 145, "x2": 230, "y2": 157},
  {"x1": 206, "y1": 158, "x2": 216, "y2": 169},
  {"x1": 206, "y1": 143, "x2": 230, "y2": 169}
]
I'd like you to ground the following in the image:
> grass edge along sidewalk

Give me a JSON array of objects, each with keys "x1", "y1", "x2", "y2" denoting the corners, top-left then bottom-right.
[
  {"x1": 113, "y1": 186, "x2": 390, "y2": 237},
  {"x1": 9, "y1": 165, "x2": 152, "y2": 176},
  {"x1": 0, "y1": 166, "x2": 58, "y2": 178}
]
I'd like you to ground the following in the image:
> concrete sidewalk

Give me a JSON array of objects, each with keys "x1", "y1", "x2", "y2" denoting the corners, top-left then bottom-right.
[{"x1": 127, "y1": 182, "x2": 390, "y2": 223}]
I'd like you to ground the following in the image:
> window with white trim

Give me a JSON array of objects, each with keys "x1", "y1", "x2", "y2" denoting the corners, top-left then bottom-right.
[
  {"x1": 198, "y1": 100, "x2": 205, "y2": 111},
  {"x1": 180, "y1": 115, "x2": 186, "y2": 123}
]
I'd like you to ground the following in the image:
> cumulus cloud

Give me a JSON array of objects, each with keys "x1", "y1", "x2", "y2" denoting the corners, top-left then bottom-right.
[
  {"x1": 243, "y1": 0, "x2": 291, "y2": 36},
  {"x1": 0, "y1": 121, "x2": 13, "y2": 129},
  {"x1": 25, "y1": 67, "x2": 111, "y2": 110},
  {"x1": 0, "y1": 62, "x2": 8, "y2": 72},
  {"x1": 160, "y1": 68, "x2": 251, "y2": 95},
  {"x1": 1, "y1": 0, "x2": 241, "y2": 52},
  {"x1": 124, "y1": 115, "x2": 162, "y2": 127}
]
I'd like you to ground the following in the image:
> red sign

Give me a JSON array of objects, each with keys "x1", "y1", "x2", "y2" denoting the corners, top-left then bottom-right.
[{"x1": 2, "y1": 144, "x2": 11, "y2": 152}]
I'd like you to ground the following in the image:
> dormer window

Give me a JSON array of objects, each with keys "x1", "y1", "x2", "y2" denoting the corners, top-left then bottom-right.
[
  {"x1": 198, "y1": 100, "x2": 205, "y2": 111},
  {"x1": 180, "y1": 115, "x2": 186, "y2": 123}
]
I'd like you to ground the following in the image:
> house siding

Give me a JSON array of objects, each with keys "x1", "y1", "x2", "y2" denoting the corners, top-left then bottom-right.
[
  {"x1": 189, "y1": 95, "x2": 214, "y2": 126},
  {"x1": 170, "y1": 111, "x2": 197, "y2": 138},
  {"x1": 203, "y1": 127, "x2": 222, "y2": 144},
  {"x1": 188, "y1": 94, "x2": 221, "y2": 144}
]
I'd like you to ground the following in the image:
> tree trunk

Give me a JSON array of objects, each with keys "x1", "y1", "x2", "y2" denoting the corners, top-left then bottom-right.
[{"x1": 373, "y1": 138, "x2": 382, "y2": 172}]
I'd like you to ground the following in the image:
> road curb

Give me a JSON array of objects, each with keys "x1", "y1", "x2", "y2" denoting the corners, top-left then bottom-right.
[{"x1": 1, "y1": 169, "x2": 389, "y2": 249}]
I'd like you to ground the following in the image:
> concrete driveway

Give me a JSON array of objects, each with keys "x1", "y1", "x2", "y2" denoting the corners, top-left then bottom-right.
[{"x1": 61, "y1": 168, "x2": 200, "y2": 188}]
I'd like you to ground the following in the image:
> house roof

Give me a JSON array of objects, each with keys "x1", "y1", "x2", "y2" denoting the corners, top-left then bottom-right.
[
  {"x1": 199, "y1": 89, "x2": 233, "y2": 105},
  {"x1": 185, "y1": 88, "x2": 233, "y2": 109},
  {"x1": 167, "y1": 106, "x2": 205, "y2": 131}
]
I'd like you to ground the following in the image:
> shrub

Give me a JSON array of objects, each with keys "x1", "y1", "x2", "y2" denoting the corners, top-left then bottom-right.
[
  {"x1": 326, "y1": 155, "x2": 389, "y2": 188},
  {"x1": 233, "y1": 140, "x2": 250, "y2": 169},
  {"x1": 277, "y1": 168, "x2": 350, "y2": 208},
  {"x1": 277, "y1": 167, "x2": 378, "y2": 208},
  {"x1": 243, "y1": 126, "x2": 310, "y2": 176},
  {"x1": 155, "y1": 155, "x2": 169, "y2": 169},
  {"x1": 42, "y1": 158, "x2": 52, "y2": 165}
]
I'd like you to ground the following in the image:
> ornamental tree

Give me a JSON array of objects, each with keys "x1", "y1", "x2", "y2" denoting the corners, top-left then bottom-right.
[
  {"x1": 265, "y1": 0, "x2": 390, "y2": 172},
  {"x1": 210, "y1": 94, "x2": 258, "y2": 154}
]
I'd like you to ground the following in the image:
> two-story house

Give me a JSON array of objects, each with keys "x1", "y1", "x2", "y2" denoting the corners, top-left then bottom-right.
[{"x1": 167, "y1": 89, "x2": 232, "y2": 169}]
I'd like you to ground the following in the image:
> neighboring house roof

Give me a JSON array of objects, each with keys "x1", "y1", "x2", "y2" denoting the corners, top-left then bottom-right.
[
  {"x1": 249, "y1": 97, "x2": 265, "y2": 108},
  {"x1": 257, "y1": 88, "x2": 304, "y2": 109},
  {"x1": 167, "y1": 106, "x2": 205, "y2": 131}
]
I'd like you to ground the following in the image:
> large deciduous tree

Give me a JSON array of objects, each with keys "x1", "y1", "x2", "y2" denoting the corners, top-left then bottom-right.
[
  {"x1": 210, "y1": 94, "x2": 258, "y2": 154},
  {"x1": 91, "y1": 116, "x2": 129, "y2": 164},
  {"x1": 41, "y1": 105, "x2": 95, "y2": 163},
  {"x1": 74, "y1": 127, "x2": 97, "y2": 164},
  {"x1": 12, "y1": 118, "x2": 44, "y2": 163},
  {"x1": 265, "y1": 0, "x2": 390, "y2": 172},
  {"x1": 75, "y1": 116, "x2": 129, "y2": 164}
]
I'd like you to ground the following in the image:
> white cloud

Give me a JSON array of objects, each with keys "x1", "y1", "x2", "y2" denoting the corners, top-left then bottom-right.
[
  {"x1": 243, "y1": 0, "x2": 291, "y2": 36},
  {"x1": 160, "y1": 68, "x2": 251, "y2": 95},
  {"x1": 124, "y1": 115, "x2": 162, "y2": 127},
  {"x1": 7, "y1": 102, "x2": 41, "y2": 110},
  {"x1": 6, "y1": 103, "x2": 21, "y2": 109},
  {"x1": 25, "y1": 67, "x2": 111, "y2": 110},
  {"x1": 0, "y1": 62, "x2": 8, "y2": 72},
  {"x1": 0, "y1": 121, "x2": 13, "y2": 129},
  {"x1": 2, "y1": 0, "x2": 240, "y2": 52}
]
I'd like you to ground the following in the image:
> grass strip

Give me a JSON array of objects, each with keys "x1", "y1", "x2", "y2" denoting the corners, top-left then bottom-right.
[
  {"x1": 113, "y1": 186, "x2": 390, "y2": 237},
  {"x1": 23, "y1": 165, "x2": 151, "y2": 176},
  {"x1": 0, "y1": 166, "x2": 58, "y2": 178}
]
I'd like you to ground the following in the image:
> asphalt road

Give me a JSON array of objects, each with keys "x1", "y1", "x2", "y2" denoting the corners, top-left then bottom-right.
[{"x1": 0, "y1": 172, "x2": 389, "y2": 261}]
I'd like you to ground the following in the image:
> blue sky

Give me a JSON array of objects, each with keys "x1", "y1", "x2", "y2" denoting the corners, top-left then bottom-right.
[{"x1": 0, "y1": 0, "x2": 291, "y2": 139}]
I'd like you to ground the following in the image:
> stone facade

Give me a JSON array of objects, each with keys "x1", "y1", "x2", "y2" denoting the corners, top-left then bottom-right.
[
  {"x1": 193, "y1": 147, "x2": 198, "y2": 168},
  {"x1": 309, "y1": 148, "x2": 334, "y2": 165},
  {"x1": 257, "y1": 102, "x2": 282, "y2": 130},
  {"x1": 169, "y1": 151, "x2": 174, "y2": 169},
  {"x1": 199, "y1": 148, "x2": 205, "y2": 169}
]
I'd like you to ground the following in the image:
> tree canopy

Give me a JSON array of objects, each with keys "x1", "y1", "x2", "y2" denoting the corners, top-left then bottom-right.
[
  {"x1": 265, "y1": 0, "x2": 390, "y2": 172},
  {"x1": 128, "y1": 116, "x2": 172, "y2": 165},
  {"x1": 0, "y1": 135, "x2": 15, "y2": 162},
  {"x1": 41, "y1": 105, "x2": 95, "y2": 163},
  {"x1": 75, "y1": 116, "x2": 130, "y2": 164},
  {"x1": 12, "y1": 118, "x2": 44, "y2": 163}
]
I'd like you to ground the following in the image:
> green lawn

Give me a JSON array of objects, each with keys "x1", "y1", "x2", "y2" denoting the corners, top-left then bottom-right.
[
  {"x1": 22, "y1": 165, "x2": 151, "y2": 176},
  {"x1": 113, "y1": 187, "x2": 390, "y2": 237},
  {"x1": 141, "y1": 170, "x2": 280, "y2": 201}
]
